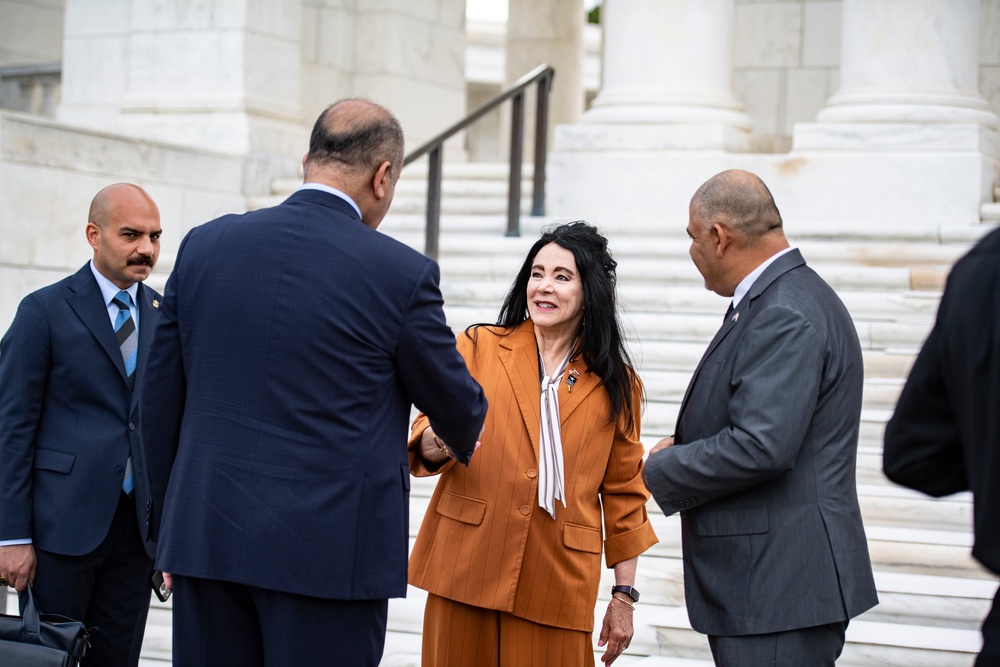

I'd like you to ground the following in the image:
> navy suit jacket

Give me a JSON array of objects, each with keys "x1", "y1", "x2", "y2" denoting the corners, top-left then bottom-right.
[
  {"x1": 139, "y1": 189, "x2": 487, "y2": 600},
  {"x1": 0, "y1": 264, "x2": 160, "y2": 558},
  {"x1": 643, "y1": 250, "x2": 878, "y2": 636}
]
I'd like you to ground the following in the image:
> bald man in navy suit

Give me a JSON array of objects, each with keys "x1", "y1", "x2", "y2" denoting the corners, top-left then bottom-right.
[
  {"x1": 0, "y1": 183, "x2": 163, "y2": 666},
  {"x1": 140, "y1": 99, "x2": 487, "y2": 667}
]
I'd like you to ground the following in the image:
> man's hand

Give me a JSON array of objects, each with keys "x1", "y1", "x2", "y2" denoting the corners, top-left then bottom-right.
[
  {"x1": 649, "y1": 436, "x2": 674, "y2": 456},
  {"x1": 0, "y1": 544, "x2": 37, "y2": 592},
  {"x1": 598, "y1": 597, "x2": 634, "y2": 664}
]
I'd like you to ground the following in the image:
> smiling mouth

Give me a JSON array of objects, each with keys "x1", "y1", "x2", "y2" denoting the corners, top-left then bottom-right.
[{"x1": 535, "y1": 302, "x2": 556, "y2": 310}]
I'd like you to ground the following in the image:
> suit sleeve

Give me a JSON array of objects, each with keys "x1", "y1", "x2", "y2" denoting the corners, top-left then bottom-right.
[
  {"x1": 883, "y1": 301, "x2": 968, "y2": 497},
  {"x1": 396, "y1": 261, "x2": 487, "y2": 465},
  {"x1": 600, "y1": 373, "x2": 658, "y2": 566},
  {"x1": 0, "y1": 293, "x2": 51, "y2": 540},
  {"x1": 138, "y1": 235, "x2": 190, "y2": 542},
  {"x1": 644, "y1": 304, "x2": 823, "y2": 515}
]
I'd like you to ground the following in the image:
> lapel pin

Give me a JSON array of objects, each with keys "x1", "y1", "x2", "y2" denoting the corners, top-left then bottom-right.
[
  {"x1": 566, "y1": 369, "x2": 579, "y2": 392},
  {"x1": 731, "y1": 312, "x2": 739, "y2": 322},
  {"x1": 152, "y1": 300, "x2": 160, "y2": 308}
]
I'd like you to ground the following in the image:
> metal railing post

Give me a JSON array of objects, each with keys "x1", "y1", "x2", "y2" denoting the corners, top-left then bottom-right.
[
  {"x1": 531, "y1": 72, "x2": 551, "y2": 217},
  {"x1": 507, "y1": 92, "x2": 525, "y2": 237},
  {"x1": 402, "y1": 65, "x2": 555, "y2": 255},
  {"x1": 425, "y1": 146, "x2": 443, "y2": 260}
]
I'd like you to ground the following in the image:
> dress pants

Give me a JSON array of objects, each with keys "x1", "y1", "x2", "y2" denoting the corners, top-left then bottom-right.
[
  {"x1": 171, "y1": 575, "x2": 388, "y2": 667},
  {"x1": 30, "y1": 491, "x2": 154, "y2": 667},
  {"x1": 708, "y1": 621, "x2": 848, "y2": 667},
  {"x1": 977, "y1": 587, "x2": 1000, "y2": 667},
  {"x1": 422, "y1": 592, "x2": 593, "y2": 667}
]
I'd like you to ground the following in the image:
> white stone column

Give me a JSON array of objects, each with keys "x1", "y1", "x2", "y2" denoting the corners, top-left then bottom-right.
[
  {"x1": 59, "y1": 0, "x2": 306, "y2": 193},
  {"x1": 580, "y1": 0, "x2": 751, "y2": 149},
  {"x1": 816, "y1": 0, "x2": 998, "y2": 128},
  {"x1": 505, "y1": 0, "x2": 583, "y2": 150},
  {"x1": 352, "y1": 0, "x2": 467, "y2": 153}
]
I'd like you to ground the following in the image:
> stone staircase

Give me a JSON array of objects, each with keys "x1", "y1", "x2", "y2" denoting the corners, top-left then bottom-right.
[{"x1": 9, "y1": 164, "x2": 996, "y2": 666}]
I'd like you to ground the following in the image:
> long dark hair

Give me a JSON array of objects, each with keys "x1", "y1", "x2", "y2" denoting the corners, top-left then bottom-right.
[{"x1": 466, "y1": 221, "x2": 642, "y2": 433}]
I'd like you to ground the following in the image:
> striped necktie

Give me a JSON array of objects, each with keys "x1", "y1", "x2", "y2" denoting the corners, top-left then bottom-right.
[{"x1": 112, "y1": 291, "x2": 136, "y2": 496}]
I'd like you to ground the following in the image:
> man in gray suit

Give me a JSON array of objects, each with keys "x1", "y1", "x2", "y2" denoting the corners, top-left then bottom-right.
[{"x1": 643, "y1": 170, "x2": 878, "y2": 666}]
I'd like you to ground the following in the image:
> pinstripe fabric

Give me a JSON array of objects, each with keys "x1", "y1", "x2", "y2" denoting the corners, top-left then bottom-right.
[
  {"x1": 422, "y1": 593, "x2": 593, "y2": 667},
  {"x1": 409, "y1": 320, "x2": 657, "y2": 635}
]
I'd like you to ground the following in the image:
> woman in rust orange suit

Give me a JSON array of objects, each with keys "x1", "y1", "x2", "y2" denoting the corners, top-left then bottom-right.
[{"x1": 408, "y1": 222, "x2": 658, "y2": 666}]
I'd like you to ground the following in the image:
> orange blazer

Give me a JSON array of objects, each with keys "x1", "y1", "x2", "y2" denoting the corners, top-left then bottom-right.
[{"x1": 408, "y1": 320, "x2": 658, "y2": 632}]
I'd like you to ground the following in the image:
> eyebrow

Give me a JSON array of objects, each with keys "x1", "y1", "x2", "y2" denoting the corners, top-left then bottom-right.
[{"x1": 532, "y1": 263, "x2": 576, "y2": 276}]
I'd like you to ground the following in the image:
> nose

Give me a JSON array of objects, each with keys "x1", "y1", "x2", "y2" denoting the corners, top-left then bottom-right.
[{"x1": 136, "y1": 234, "x2": 154, "y2": 256}]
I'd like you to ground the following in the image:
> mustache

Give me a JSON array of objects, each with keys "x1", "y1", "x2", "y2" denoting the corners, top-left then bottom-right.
[{"x1": 127, "y1": 255, "x2": 154, "y2": 267}]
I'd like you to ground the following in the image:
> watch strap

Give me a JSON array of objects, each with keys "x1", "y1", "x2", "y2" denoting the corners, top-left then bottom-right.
[{"x1": 611, "y1": 584, "x2": 639, "y2": 603}]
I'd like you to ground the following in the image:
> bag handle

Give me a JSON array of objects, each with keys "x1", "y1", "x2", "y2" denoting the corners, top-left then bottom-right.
[{"x1": 16, "y1": 583, "x2": 42, "y2": 642}]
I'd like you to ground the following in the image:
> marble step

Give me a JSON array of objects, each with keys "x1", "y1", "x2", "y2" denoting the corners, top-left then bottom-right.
[
  {"x1": 376, "y1": 222, "x2": 980, "y2": 269},
  {"x1": 443, "y1": 306, "x2": 934, "y2": 354},
  {"x1": 630, "y1": 341, "x2": 918, "y2": 376},
  {"x1": 439, "y1": 280, "x2": 942, "y2": 322},
  {"x1": 639, "y1": 368, "x2": 903, "y2": 408},
  {"x1": 435, "y1": 254, "x2": 949, "y2": 293},
  {"x1": 649, "y1": 605, "x2": 983, "y2": 667},
  {"x1": 865, "y1": 572, "x2": 998, "y2": 630},
  {"x1": 637, "y1": 403, "x2": 896, "y2": 443}
]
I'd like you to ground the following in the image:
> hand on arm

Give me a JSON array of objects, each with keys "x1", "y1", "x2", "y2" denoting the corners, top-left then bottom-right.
[
  {"x1": 0, "y1": 544, "x2": 36, "y2": 592},
  {"x1": 418, "y1": 428, "x2": 453, "y2": 466},
  {"x1": 599, "y1": 557, "x2": 638, "y2": 664},
  {"x1": 648, "y1": 436, "x2": 674, "y2": 456}
]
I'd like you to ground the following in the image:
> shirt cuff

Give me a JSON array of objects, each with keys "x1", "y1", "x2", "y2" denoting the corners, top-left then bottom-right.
[{"x1": 0, "y1": 538, "x2": 32, "y2": 547}]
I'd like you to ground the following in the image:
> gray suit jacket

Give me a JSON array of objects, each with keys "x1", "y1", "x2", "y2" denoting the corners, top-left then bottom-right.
[{"x1": 643, "y1": 249, "x2": 878, "y2": 636}]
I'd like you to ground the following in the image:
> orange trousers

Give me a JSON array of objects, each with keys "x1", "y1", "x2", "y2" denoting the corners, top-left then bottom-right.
[{"x1": 422, "y1": 593, "x2": 595, "y2": 667}]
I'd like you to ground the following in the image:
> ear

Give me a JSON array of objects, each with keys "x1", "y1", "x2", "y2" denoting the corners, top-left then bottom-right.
[
  {"x1": 712, "y1": 223, "x2": 731, "y2": 258},
  {"x1": 372, "y1": 161, "x2": 393, "y2": 200},
  {"x1": 85, "y1": 222, "x2": 101, "y2": 251}
]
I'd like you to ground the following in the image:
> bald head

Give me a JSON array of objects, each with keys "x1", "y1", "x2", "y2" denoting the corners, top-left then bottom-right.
[
  {"x1": 305, "y1": 99, "x2": 404, "y2": 181},
  {"x1": 86, "y1": 183, "x2": 162, "y2": 289},
  {"x1": 89, "y1": 183, "x2": 159, "y2": 229},
  {"x1": 690, "y1": 169, "x2": 783, "y2": 242}
]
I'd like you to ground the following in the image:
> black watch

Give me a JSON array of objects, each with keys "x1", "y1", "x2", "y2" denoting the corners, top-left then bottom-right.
[{"x1": 611, "y1": 585, "x2": 639, "y2": 603}]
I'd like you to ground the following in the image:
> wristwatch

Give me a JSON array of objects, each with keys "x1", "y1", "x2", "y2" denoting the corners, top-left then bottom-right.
[{"x1": 611, "y1": 585, "x2": 639, "y2": 603}]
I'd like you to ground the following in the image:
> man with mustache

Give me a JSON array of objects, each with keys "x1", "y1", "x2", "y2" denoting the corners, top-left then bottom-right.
[{"x1": 0, "y1": 183, "x2": 163, "y2": 667}]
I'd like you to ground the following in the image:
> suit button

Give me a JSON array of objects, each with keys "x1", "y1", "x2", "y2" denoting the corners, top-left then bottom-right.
[
  {"x1": 526, "y1": 470, "x2": 537, "y2": 479},
  {"x1": 520, "y1": 505, "x2": 530, "y2": 516},
  {"x1": 128, "y1": 423, "x2": 135, "y2": 431},
  {"x1": 115, "y1": 466, "x2": 125, "y2": 476}
]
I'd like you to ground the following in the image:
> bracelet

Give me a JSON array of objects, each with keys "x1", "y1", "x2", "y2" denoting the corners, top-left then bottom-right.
[
  {"x1": 432, "y1": 434, "x2": 448, "y2": 455},
  {"x1": 611, "y1": 595, "x2": 635, "y2": 610}
]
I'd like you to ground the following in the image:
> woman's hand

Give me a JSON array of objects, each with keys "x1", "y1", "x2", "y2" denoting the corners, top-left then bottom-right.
[{"x1": 598, "y1": 595, "x2": 634, "y2": 664}]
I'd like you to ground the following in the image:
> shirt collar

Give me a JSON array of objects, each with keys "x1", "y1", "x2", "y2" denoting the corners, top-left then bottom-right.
[
  {"x1": 731, "y1": 247, "x2": 795, "y2": 309},
  {"x1": 89, "y1": 260, "x2": 139, "y2": 307},
  {"x1": 297, "y1": 183, "x2": 363, "y2": 220}
]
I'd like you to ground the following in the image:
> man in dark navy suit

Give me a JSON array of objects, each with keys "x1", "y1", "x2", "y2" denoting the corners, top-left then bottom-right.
[
  {"x1": 0, "y1": 183, "x2": 163, "y2": 667},
  {"x1": 140, "y1": 99, "x2": 487, "y2": 666}
]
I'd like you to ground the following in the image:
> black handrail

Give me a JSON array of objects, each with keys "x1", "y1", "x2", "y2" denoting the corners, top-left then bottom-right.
[{"x1": 402, "y1": 64, "x2": 555, "y2": 260}]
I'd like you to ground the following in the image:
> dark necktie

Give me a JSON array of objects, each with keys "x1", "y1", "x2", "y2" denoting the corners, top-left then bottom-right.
[{"x1": 112, "y1": 291, "x2": 136, "y2": 496}]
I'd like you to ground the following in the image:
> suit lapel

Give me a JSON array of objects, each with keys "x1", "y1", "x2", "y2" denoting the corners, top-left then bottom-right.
[
  {"x1": 675, "y1": 249, "x2": 807, "y2": 435},
  {"x1": 66, "y1": 265, "x2": 128, "y2": 384},
  {"x1": 499, "y1": 324, "x2": 543, "y2": 459},
  {"x1": 559, "y1": 356, "x2": 600, "y2": 423},
  {"x1": 132, "y1": 283, "x2": 161, "y2": 407}
]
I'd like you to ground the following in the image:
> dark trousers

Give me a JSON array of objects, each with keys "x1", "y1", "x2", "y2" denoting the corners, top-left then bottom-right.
[
  {"x1": 29, "y1": 492, "x2": 154, "y2": 667},
  {"x1": 708, "y1": 621, "x2": 848, "y2": 667},
  {"x1": 978, "y1": 588, "x2": 1000, "y2": 667},
  {"x1": 171, "y1": 575, "x2": 388, "y2": 667}
]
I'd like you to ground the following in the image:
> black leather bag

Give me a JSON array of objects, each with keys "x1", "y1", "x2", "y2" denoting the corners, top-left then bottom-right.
[{"x1": 0, "y1": 584, "x2": 89, "y2": 667}]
